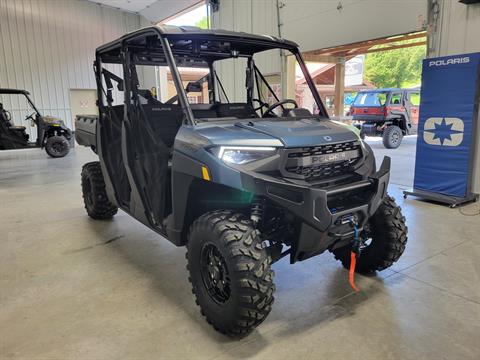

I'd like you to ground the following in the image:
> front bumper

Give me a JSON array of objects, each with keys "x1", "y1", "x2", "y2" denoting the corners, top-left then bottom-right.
[{"x1": 240, "y1": 156, "x2": 391, "y2": 263}]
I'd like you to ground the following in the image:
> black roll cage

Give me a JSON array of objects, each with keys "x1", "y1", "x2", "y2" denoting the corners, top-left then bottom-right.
[
  {"x1": 94, "y1": 26, "x2": 329, "y2": 125},
  {"x1": 0, "y1": 88, "x2": 47, "y2": 146}
]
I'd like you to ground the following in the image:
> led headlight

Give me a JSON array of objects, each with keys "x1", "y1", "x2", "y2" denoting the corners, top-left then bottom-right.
[{"x1": 217, "y1": 146, "x2": 276, "y2": 165}]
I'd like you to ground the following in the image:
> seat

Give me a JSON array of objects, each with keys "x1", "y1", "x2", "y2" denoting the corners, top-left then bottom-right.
[
  {"x1": 9, "y1": 125, "x2": 26, "y2": 131},
  {"x1": 191, "y1": 104, "x2": 217, "y2": 119},
  {"x1": 216, "y1": 103, "x2": 257, "y2": 118},
  {"x1": 217, "y1": 103, "x2": 257, "y2": 119},
  {"x1": 142, "y1": 104, "x2": 183, "y2": 148},
  {"x1": 0, "y1": 107, "x2": 26, "y2": 131}
]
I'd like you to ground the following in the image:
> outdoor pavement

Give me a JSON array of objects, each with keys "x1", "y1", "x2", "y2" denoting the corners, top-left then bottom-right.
[
  {"x1": 367, "y1": 134, "x2": 417, "y2": 188},
  {"x1": 1, "y1": 144, "x2": 479, "y2": 360}
]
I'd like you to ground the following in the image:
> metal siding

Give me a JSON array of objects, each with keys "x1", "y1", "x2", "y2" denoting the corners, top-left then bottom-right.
[
  {"x1": 0, "y1": 0, "x2": 141, "y2": 138},
  {"x1": 211, "y1": 0, "x2": 280, "y2": 102},
  {"x1": 434, "y1": 0, "x2": 480, "y2": 56}
]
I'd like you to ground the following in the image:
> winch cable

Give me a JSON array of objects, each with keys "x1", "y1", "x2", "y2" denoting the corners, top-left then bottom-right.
[{"x1": 348, "y1": 220, "x2": 361, "y2": 292}]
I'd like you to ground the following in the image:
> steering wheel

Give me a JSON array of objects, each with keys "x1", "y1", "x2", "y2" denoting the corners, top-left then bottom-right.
[
  {"x1": 25, "y1": 112, "x2": 36, "y2": 126},
  {"x1": 263, "y1": 99, "x2": 298, "y2": 117},
  {"x1": 25, "y1": 112, "x2": 36, "y2": 120}
]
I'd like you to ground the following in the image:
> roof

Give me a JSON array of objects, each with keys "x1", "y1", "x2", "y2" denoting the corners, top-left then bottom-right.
[
  {"x1": 296, "y1": 63, "x2": 336, "y2": 85},
  {"x1": 0, "y1": 88, "x2": 29, "y2": 95},
  {"x1": 96, "y1": 25, "x2": 299, "y2": 55}
]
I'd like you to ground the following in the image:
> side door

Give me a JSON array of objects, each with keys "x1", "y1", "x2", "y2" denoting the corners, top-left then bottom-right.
[
  {"x1": 405, "y1": 90, "x2": 420, "y2": 126},
  {"x1": 120, "y1": 36, "x2": 185, "y2": 233},
  {"x1": 388, "y1": 91, "x2": 404, "y2": 112}
]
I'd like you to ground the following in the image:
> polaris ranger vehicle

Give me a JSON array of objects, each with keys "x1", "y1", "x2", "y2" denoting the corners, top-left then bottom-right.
[
  {"x1": 76, "y1": 25, "x2": 407, "y2": 337},
  {"x1": 0, "y1": 89, "x2": 72, "y2": 157},
  {"x1": 349, "y1": 88, "x2": 420, "y2": 149}
]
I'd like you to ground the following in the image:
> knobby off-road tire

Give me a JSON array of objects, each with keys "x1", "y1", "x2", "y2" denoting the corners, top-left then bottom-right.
[
  {"x1": 382, "y1": 125, "x2": 403, "y2": 149},
  {"x1": 45, "y1": 135, "x2": 70, "y2": 158},
  {"x1": 81, "y1": 162, "x2": 118, "y2": 220},
  {"x1": 332, "y1": 195, "x2": 407, "y2": 273},
  {"x1": 186, "y1": 210, "x2": 275, "y2": 337}
]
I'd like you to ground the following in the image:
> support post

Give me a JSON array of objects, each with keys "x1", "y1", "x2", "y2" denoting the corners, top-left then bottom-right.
[
  {"x1": 334, "y1": 57, "x2": 345, "y2": 117},
  {"x1": 158, "y1": 66, "x2": 169, "y2": 103},
  {"x1": 283, "y1": 54, "x2": 296, "y2": 100}
]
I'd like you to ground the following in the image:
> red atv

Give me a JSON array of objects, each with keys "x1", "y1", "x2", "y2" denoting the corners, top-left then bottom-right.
[{"x1": 349, "y1": 88, "x2": 420, "y2": 148}]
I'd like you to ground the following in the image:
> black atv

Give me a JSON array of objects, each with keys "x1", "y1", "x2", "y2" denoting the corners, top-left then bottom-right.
[
  {"x1": 76, "y1": 25, "x2": 408, "y2": 337},
  {"x1": 0, "y1": 89, "x2": 72, "y2": 157}
]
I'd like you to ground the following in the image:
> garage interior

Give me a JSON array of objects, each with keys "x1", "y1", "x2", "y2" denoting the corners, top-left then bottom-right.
[{"x1": 1, "y1": 1, "x2": 480, "y2": 359}]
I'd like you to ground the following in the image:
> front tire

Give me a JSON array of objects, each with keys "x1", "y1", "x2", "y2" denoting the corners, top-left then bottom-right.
[
  {"x1": 186, "y1": 210, "x2": 275, "y2": 337},
  {"x1": 81, "y1": 162, "x2": 118, "y2": 219},
  {"x1": 45, "y1": 135, "x2": 70, "y2": 158},
  {"x1": 332, "y1": 195, "x2": 407, "y2": 273},
  {"x1": 382, "y1": 125, "x2": 403, "y2": 149}
]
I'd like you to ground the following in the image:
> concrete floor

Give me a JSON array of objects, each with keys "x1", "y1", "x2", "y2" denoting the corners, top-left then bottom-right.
[{"x1": 1, "y1": 146, "x2": 479, "y2": 360}]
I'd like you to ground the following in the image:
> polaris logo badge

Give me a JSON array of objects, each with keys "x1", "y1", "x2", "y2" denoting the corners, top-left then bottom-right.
[
  {"x1": 423, "y1": 117, "x2": 464, "y2": 146},
  {"x1": 428, "y1": 57, "x2": 470, "y2": 67}
]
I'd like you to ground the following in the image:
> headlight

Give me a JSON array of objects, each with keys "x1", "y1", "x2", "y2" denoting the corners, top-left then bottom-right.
[{"x1": 216, "y1": 146, "x2": 276, "y2": 165}]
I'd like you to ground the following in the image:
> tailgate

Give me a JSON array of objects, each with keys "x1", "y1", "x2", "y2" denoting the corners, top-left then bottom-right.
[
  {"x1": 352, "y1": 106, "x2": 384, "y2": 116},
  {"x1": 75, "y1": 115, "x2": 97, "y2": 148},
  {"x1": 352, "y1": 106, "x2": 384, "y2": 122}
]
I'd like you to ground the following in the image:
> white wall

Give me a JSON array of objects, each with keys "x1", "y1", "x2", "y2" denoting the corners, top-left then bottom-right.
[
  {"x1": 212, "y1": 0, "x2": 281, "y2": 101},
  {"x1": 139, "y1": 0, "x2": 202, "y2": 23},
  {"x1": 0, "y1": 0, "x2": 142, "y2": 137},
  {"x1": 429, "y1": 0, "x2": 480, "y2": 57}
]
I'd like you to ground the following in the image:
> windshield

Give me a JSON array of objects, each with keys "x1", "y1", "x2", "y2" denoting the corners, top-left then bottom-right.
[
  {"x1": 156, "y1": 48, "x2": 324, "y2": 120},
  {"x1": 353, "y1": 92, "x2": 387, "y2": 107}
]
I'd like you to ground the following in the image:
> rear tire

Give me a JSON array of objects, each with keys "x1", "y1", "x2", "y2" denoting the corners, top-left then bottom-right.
[
  {"x1": 382, "y1": 125, "x2": 403, "y2": 149},
  {"x1": 186, "y1": 210, "x2": 275, "y2": 337},
  {"x1": 332, "y1": 195, "x2": 407, "y2": 273},
  {"x1": 45, "y1": 135, "x2": 70, "y2": 158},
  {"x1": 81, "y1": 162, "x2": 118, "y2": 219}
]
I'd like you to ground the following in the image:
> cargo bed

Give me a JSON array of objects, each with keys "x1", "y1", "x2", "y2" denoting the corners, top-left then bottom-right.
[{"x1": 75, "y1": 115, "x2": 97, "y2": 149}]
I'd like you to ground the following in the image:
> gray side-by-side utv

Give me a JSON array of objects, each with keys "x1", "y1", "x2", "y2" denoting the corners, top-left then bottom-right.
[
  {"x1": 0, "y1": 88, "x2": 72, "y2": 157},
  {"x1": 75, "y1": 25, "x2": 407, "y2": 337}
]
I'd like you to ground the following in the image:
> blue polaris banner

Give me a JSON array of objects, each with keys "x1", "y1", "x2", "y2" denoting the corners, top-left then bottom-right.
[{"x1": 413, "y1": 53, "x2": 480, "y2": 198}]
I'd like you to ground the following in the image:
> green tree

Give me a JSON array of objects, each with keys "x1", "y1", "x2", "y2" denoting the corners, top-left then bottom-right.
[
  {"x1": 195, "y1": 16, "x2": 208, "y2": 29},
  {"x1": 364, "y1": 42, "x2": 426, "y2": 88}
]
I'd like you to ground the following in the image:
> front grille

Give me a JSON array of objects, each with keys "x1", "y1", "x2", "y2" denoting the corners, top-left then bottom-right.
[{"x1": 283, "y1": 141, "x2": 362, "y2": 181}]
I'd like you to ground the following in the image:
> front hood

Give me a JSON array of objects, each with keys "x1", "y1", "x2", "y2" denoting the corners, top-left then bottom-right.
[
  {"x1": 234, "y1": 118, "x2": 359, "y2": 147},
  {"x1": 195, "y1": 118, "x2": 359, "y2": 148}
]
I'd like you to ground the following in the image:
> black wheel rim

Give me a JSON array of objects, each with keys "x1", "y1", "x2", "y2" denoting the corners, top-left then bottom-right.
[
  {"x1": 390, "y1": 131, "x2": 400, "y2": 145},
  {"x1": 50, "y1": 141, "x2": 67, "y2": 156},
  {"x1": 200, "y1": 244, "x2": 231, "y2": 304}
]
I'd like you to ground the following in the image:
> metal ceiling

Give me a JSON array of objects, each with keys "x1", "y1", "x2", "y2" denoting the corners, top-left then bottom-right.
[
  {"x1": 89, "y1": 0, "x2": 158, "y2": 13},
  {"x1": 89, "y1": 0, "x2": 203, "y2": 23}
]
